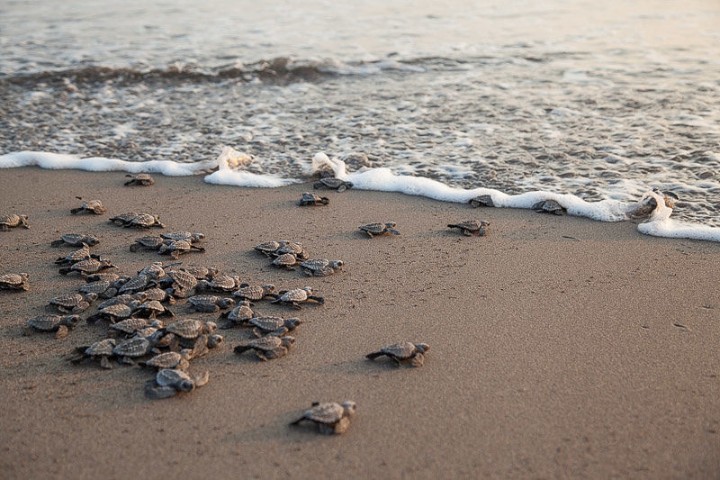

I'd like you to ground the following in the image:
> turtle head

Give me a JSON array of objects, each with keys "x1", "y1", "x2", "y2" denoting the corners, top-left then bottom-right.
[
  {"x1": 62, "y1": 315, "x2": 82, "y2": 328},
  {"x1": 262, "y1": 284, "x2": 276, "y2": 293},
  {"x1": 219, "y1": 298, "x2": 236, "y2": 309},
  {"x1": 414, "y1": 343, "x2": 430, "y2": 353},
  {"x1": 204, "y1": 321, "x2": 218, "y2": 334},
  {"x1": 285, "y1": 318, "x2": 302, "y2": 330},
  {"x1": 330, "y1": 260, "x2": 344, "y2": 270},
  {"x1": 341, "y1": 401, "x2": 357, "y2": 417},
  {"x1": 385, "y1": 222, "x2": 397, "y2": 228},
  {"x1": 281, "y1": 336, "x2": 296, "y2": 348},
  {"x1": 208, "y1": 334, "x2": 224, "y2": 349},
  {"x1": 177, "y1": 380, "x2": 195, "y2": 393}
]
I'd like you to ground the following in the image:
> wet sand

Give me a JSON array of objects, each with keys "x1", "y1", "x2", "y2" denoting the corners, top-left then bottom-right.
[{"x1": 1, "y1": 167, "x2": 719, "y2": 479}]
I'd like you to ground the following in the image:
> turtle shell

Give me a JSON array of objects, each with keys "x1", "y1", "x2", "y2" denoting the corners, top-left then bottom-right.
[
  {"x1": 0, "y1": 214, "x2": 29, "y2": 228},
  {"x1": 165, "y1": 319, "x2": 204, "y2": 339},
  {"x1": 131, "y1": 236, "x2": 165, "y2": 251},
  {"x1": 53, "y1": 233, "x2": 100, "y2": 247},
  {"x1": 378, "y1": 342, "x2": 421, "y2": 360},
  {"x1": 27, "y1": 314, "x2": 80, "y2": 331},
  {"x1": 124, "y1": 173, "x2": 155, "y2": 186},
  {"x1": 254, "y1": 240, "x2": 282, "y2": 256},
  {"x1": 155, "y1": 368, "x2": 194, "y2": 390},
  {"x1": 224, "y1": 303, "x2": 254, "y2": 323},
  {"x1": 277, "y1": 288, "x2": 310, "y2": 303},
  {"x1": 84, "y1": 338, "x2": 117, "y2": 357},
  {"x1": 0, "y1": 273, "x2": 29, "y2": 290},
  {"x1": 113, "y1": 336, "x2": 152, "y2": 358},
  {"x1": 168, "y1": 269, "x2": 198, "y2": 291},
  {"x1": 233, "y1": 284, "x2": 275, "y2": 301},
  {"x1": 118, "y1": 274, "x2": 150, "y2": 294},
  {"x1": 144, "y1": 351, "x2": 190, "y2": 370},
  {"x1": 272, "y1": 253, "x2": 298, "y2": 268},
  {"x1": 110, "y1": 318, "x2": 151, "y2": 335},
  {"x1": 161, "y1": 231, "x2": 205, "y2": 243},
  {"x1": 129, "y1": 213, "x2": 163, "y2": 228}
]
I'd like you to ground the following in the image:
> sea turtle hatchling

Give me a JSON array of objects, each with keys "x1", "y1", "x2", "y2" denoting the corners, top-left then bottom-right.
[
  {"x1": 289, "y1": 401, "x2": 357, "y2": 435},
  {"x1": 219, "y1": 302, "x2": 255, "y2": 328},
  {"x1": 130, "y1": 235, "x2": 165, "y2": 252},
  {"x1": 87, "y1": 303, "x2": 134, "y2": 324},
  {"x1": 272, "y1": 253, "x2": 300, "y2": 270},
  {"x1": 196, "y1": 272, "x2": 240, "y2": 292},
  {"x1": 532, "y1": 199, "x2": 567, "y2": 216},
  {"x1": 126, "y1": 213, "x2": 165, "y2": 229},
  {"x1": 70, "y1": 199, "x2": 107, "y2": 215},
  {"x1": 132, "y1": 300, "x2": 175, "y2": 319},
  {"x1": 187, "y1": 295, "x2": 235, "y2": 313},
  {"x1": 110, "y1": 318, "x2": 163, "y2": 337},
  {"x1": 254, "y1": 240, "x2": 282, "y2": 257},
  {"x1": 234, "y1": 335, "x2": 295, "y2": 361},
  {"x1": 158, "y1": 240, "x2": 205, "y2": 259},
  {"x1": 163, "y1": 319, "x2": 217, "y2": 340},
  {"x1": 271, "y1": 287, "x2": 324, "y2": 309},
  {"x1": 144, "y1": 368, "x2": 210, "y2": 399},
  {"x1": 59, "y1": 258, "x2": 116, "y2": 276},
  {"x1": 358, "y1": 222, "x2": 400, "y2": 237},
  {"x1": 247, "y1": 316, "x2": 302, "y2": 337},
  {"x1": 0, "y1": 214, "x2": 29, "y2": 231},
  {"x1": 447, "y1": 220, "x2": 490, "y2": 237},
  {"x1": 313, "y1": 177, "x2": 353, "y2": 192},
  {"x1": 468, "y1": 195, "x2": 494, "y2": 208},
  {"x1": 366, "y1": 342, "x2": 430, "y2": 367},
  {"x1": 112, "y1": 336, "x2": 155, "y2": 364},
  {"x1": 160, "y1": 231, "x2": 205, "y2": 244},
  {"x1": 124, "y1": 173, "x2": 155, "y2": 186},
  {"x1": 140, "y1": 350, "x2": 192, "y2": 371},
  {"x1": 71, "y1": 338, "x2": 117, "y2": 369},
  {"x1": 48, "y1": 293, "x2": 95, "y2": 313},
  {"x1": 109, "y1": 212, "x2": 141, "y2": 225},
  {"x1": 163, "y1": 269, "x2": 199, "y2": 298},
  {"x1": 300, "y1": 259, "x2": 344, "y2": 277},
  {"x1": 54, "y1": 243, "x2": 97, "y2": 265},
  {"x1": 78, "y1": 279, "x2": 118, "y2": 299},
  {"x1": 276, "y1": 241, "x2": 309, "y2": 260},
  {"x1": 298, "y1": 192, "x2": 329, "y2": 206},
  {"x1": 51, "y1": 233, "x2": 100, "y2": 247},
  {"x1": 25, "y1": 314, "x2": 80, "y2": 339},
  {"x1": 0, "y1": 273, "x2": 29, "y2": 291}
]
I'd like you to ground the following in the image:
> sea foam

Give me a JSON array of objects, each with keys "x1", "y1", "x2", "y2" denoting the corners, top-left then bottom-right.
[{"x1": 2, "y1": 150, "x2": 720, "y2": 243}]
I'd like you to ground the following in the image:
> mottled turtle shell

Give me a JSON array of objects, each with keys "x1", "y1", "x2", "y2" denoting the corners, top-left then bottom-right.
[
  {"x1": 165, "y1": 319, "x2": 209, "y2": 339},
  {"x1": 79, "y1": 279, "x2": 113, "y2": 296},
  {"x1": 275, "y1": 287, "x2": 311, "y2": 303},
  {"x1": 110, "y1": 317, "x2": 154, "y2": 335},
  {"x1": 71, "y1": 199, "x2": 107, "y2": 215},
  {"x1": 0, "y1": 273, "x2": 29, "y2": 290},
  {"x1": 234, "y1": 335, "x2": 295, "y2": 355},
  {"x1": 84, "y1": 272, "x2": 120, "y2": 283},
  {"x1": 297, "y1": 401, "x2": 355, "y2": 425},
  {"x1": 161, "y1": 231, "x2": 205, "y2": 243},
  {"x1": 54, "y1": 243, "x2": 93, "y2": 264},
  {"x1": 250, "y1": 316, "x2": 302, "y2": 335},
  {"x1": 299, "y1": 192, "x2": 329, "y2": 206},
  {"x1": 110, "y1": 212, "x2": 140, "y2": 225},
  {"x1": 168, "y1": 269, "x2": 199, "y2": 291},
  {"x1": 133, "y1": 300, "x2": 173, "y2": 318},
  {"x1": 272, "y1": 253, "x2": 299, "y2": 269},
  {"x1": 313, "y1": 178, "x2": 353, "y2": 192},
  {"x1": 60, "y1": 258, "x2": 115, "y2": 275},
  {"x1": 276, "y1": 241, "x2": 309, "y2": 259},
  {"x1": 300, "y1": 259, "x2": 344, "y2": 276},
  {"x1": 198, "y1": 273, "x2": 238, "y2": 292},
  {"x1": 222, "y1": 303, "x2": 254, "y2": 324},
  {"x1": 532, "y1": 199, "x2": 567, "y2": 215},
  {"x1": 232, "y1": 284, "x2": 276, "y2": 301},
  {"x1": 375, "y1": 342, "x2": 429, "y2": 360},
  {"x1": 447, "y1": 220, "x2": 490, "y2": 236},
  {"x1": 254, "y1": 240, "x2": 282, "y2": 256},
  {"x1": 188, "y1": 295, "x2": 235, "y2": 312},
  {"x1": 51, "y1": 233, "x2": 100, "y2": 247},
  {"x1": 141, "y1": 287, "x2": 175, "y2": 303},
  {"x1": 130, "y1": 236, "x2": 165, "y2": 251},
  {"x1": 468, "y1": 195, "x2": 494, "y2": 208},
  {"x1": 118, "y1": 274, "x2": 150, "y2": 294},
  {"x1": 88, "y1": 303, "x2": 133, "y2": 323},
  {"x1": 358, "y1": 222, "x2": 399, "y2": 236},
  {"x1": 113, "y1": 336, "x2": 153, "y2": 358},
  {"x1": 137, "y1": 262, "x2": 167, "y2": 280},
  {"x1": 128, "y1": 213, "x2": 164, "y2": 229},
  {"x1": 49, "y1": 293, "x2": 92, "y2": 313},
  {"x1": 27, "y1": 314, "x2": 80, "y2": 331},
  {"x1": 124, "y1": 173, "x2": 155, "y2": 186},
  {"x1": 84, "y1": 338, "x2": 117, "y2": 357},
  {"x1": 143, "y1": 351, "x2": 191, "y2": 370},
  {"x1": 97, "y1": 294, "x2": 138, "y2": 310},
  {"x1": 0, "y1": 214, "x2": 29, "y2": 229}
]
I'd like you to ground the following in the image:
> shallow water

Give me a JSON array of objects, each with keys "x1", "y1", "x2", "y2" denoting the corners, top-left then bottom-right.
[{"x1": 1, "y1": 0, "x2": 720, "y2": 231}]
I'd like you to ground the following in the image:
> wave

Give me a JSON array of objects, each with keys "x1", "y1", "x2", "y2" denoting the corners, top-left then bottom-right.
[{"x1": 2, "y1": 149, "x2": 720, "y2": 243}]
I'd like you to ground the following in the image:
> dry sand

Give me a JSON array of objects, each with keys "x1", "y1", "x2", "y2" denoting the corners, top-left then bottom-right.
[{"x1": 1, "y1": 167, "x2": 719, "y2": 479}]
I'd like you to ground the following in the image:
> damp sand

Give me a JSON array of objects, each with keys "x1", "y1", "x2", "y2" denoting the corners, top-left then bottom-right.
[{"x1": 1, "y1": 167, "x2": 719, "y2": 479}]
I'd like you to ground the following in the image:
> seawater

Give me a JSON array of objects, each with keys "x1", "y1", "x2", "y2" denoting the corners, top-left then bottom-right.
[{"x1": 1, "y1": 0, "x2": 720, "y2": 241}]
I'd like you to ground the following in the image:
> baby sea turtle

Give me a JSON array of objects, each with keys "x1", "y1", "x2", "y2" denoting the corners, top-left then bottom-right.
[
  {"x1": 0, "y1": 214, "x2": 29, "y2": 231},
  {"x1": 219, "y1": 302, "x2": 255, "y2": 328},
  {"x1": 289, "y1": 401, "x2": 357, "y2": 435},
  {"x1": 132, "y1": 300, "x2": 175, "y2": 319},
  {"x1": 54, "y1": 243, "x2": 97, "y2": 265},
  {"x1": 140, "y1": 287, "x2": 176, "y2": 304},
  {"x1": 468, "y1": 195, "x2": 494, "y2": 208},
  {"x1": 272, "y1": 253, "x2": 300, "y2": 270},
  {"x1": 299, "y1": 192, "x2": 329, "y2": 206},
  {"x1": 197, "y1": 272, "x2": 240, "y2": 292},
  {"x1": 109, "y1": 212, "x2": 140, "y2": 225},
  {"x1": 366, "y1": 342, "x2": 430, "y2": 367},
  {"x1": 117, "y1": 274, "x2": 151, "y2": 295},
  {"x1": 140, "y1": 350, "x2": 192, "y2": 371},
  {"x1": 130, "y1": 235, "x2": 165, "y2": 252},
  {"x1": 232, "y1": 284, "x2": 277, "y2": 302},
  {"x1": 254, "y1": 240, "x2": 282, "y2": 256},
  {"x1": 112, "y1": 336, "x2": 155, "y2": 364},
  {"x1": 87, "y1": 303, "x2": 134, "y2": 324},
  {"x1": 127, "y1": 213, "x2": 165, "y2": 229},
  {"x1": 300, "y1": 259, "x2": 344, "y2": 277},
  {"x1": 51, "y1": 233, "x2": 100, "y2": 247},
  {"x1": 313, "y1": 177, "x2": 353, "y2": 192},
  {"x1": 137, "y1": 261, "x2": 168, "y2": 281},
  {"x1": 359, "y1": 222, "x2": 400, "y2": 237},
  {"x1": 247, "y1": 316, "x2": 302, "y2": 337},
  {"x1": 78, "y1": 279, "x2": 118, "y2": 299},
  {"x1": 58, "y1": 258, "x2": 116, "y2": 276},
  {"x1": 160, "y1": 231, "x2": 205, "y2": 244},
  {"x1": 70, "y1": 199, "x2": 107, "y2": 215},
  {"x1": 234, "y1": 335, "x2": 295, "y2": 361},
  {"x1": 71, "y1": 338, "x2": 117, "y2": 369},
  {"x1": 48, "y1": 293, "x2": 95, "y2": 313},
  {"x1": 0, "y1": 273, "x2": 29, "y2": 291},
  {"x1": 187, "y1": 295, "x2": 236, "y2": 313},
  {"x1": 26, "y1": 314, "x2": 80, "y2": 339},
  {"x1": 124, "y1": 173, "x2": 155, "y2": 186},
  {"x1": 110, "y1": 318, "x2": 163, "y2": 337},
  {"x1": 145, "y1": 368, "x2": 210, "y2": 399},
  {"x1": 276, "y1": 241, "x2": 309, "y2": 260},
  {"x1": 164, "y1": 269, "x2": 199, "y2": 298},
  {"x1": 164, "y1": 319, "x2": 217, "y2": 340},
  {"x1": 447, "y1": 220, "x2": 490, "y2": 237},
  {"x1": 97, "y1": 294, "x2": 140, "y2": 311},
  {"x1": 532, "y1": 199, "x2": 567, "y2": 216},
  {"x1": 272, "y1": 287, "x2": 324, "y2": 309},
  {"x1": 158, "y1": 240, "x2": 205, "y2": 259}
]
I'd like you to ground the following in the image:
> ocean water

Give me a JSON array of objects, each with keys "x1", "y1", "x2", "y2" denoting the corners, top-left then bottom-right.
[{"x1": 1, "y1": 0, "x2": 720, "y2": 241}]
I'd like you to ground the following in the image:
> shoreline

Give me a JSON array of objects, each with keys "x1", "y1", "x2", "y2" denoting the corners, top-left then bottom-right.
[{"x1": 1, "y1": 167, "x2": 719, "y2": 479}]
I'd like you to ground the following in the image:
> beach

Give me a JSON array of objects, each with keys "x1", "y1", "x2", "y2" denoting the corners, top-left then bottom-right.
[{"x1": 1, "y1": 167, "x2": 719, "y2": 479}]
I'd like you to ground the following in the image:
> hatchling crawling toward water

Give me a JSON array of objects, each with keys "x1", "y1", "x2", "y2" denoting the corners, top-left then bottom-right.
[
  {"x1": 300, "y1": 259, "x2": 344, "y2": 277},
  {"x1": 140, "y1": 350, "x2": 192, "y2": 371},
  {"x1": 145, "y1": 368, "x2": 210, "y2": 399},
  {"x1": 187, "y1": 295, "x2": 235, "y2": 313},
  {"x1": 234, "y1": 335, "x2": 295, "y2": 361},
  {"x1": 160, "y1": 231, "x2": 205, "y2": 244},
  {"x1": 26, "y1": 314, "x2": 80, "y2": 339},
  {"x1": 276, "y1": 241, "x2": 309, "y2": 260},
  {"x1": 110, "y1": 318, "x2": 164, "y2": 337},
  {"x1": 359, "y1": 222, "x2": 400, "y2": 237},
  {"x1": 0, "y1": 214, "x2": 29, "y2": 231},
  {"x1": 298, "y1": 192, "x2": 329, "y2": 206},
  {"x1": 70, "y1": 199, "x2": 107, "y2": 215},
  {"x1": 48, "y1": 293, "x2": 96, "y2": 314},
  {"x1": 447, "y1": 220, "x2": 490, "y2": 237},
  {"x1": 366, "y1": 342, "x2": 430, "y2": 367},
  {"x1": 51, "y1": 233, "x2": 100, "y2": 247},
  {"x1": 130, "y1": 235, "x2": 165, "y2": 252},
  {"x1": 112, "y1": 336, "x2": 155, "y2": 364},
  {"x1": 132, "y1": 300, "x2": 175, "y2": 319},
  {"x1": 313, "y1": 177, "x2": 353, "y2": 192},
  {"x1": 272, "y1": 287, "x2": 324, "y2": 309},
  {"x1": 532, "y1": 199, "x2": 567, "y2": 216},
  {"x1": 254, "y1": 240, "x2": 282, "y2": 257},
  {"x1": 272, "y1": 253, "x2": 300, "y2": 270},
  {"x1": 127, "y1": 213, "x2": 165, "y2": 229},
  {"x1": 290, "y1": 401, "x2": 357, "y2": 435},
  {"x1": 54, "y1": 243, "x2": 98, "y2": 265},
  {"x1": 232, "y1": 283, "x2": 277, "y2": 302},
  {"x1": 0, "y1": 273, "x2": 29, "y2": 291},
  {"x1": 78, "y1": 279, "x2": 119, "y2": 299},
  {"x1": 87, "y1": 303, "x2": 134, "y2": 324},
  {"x1": 218, "y1": 301, "x2": 255, "y2": 328},
  {"x1": 163, "y1": 319, "x2": 217, "y2": 340},
  {"x1": 59, "y1": 258, "x2": 116, "y2": 276},
  {"x1": 468, "y1": 195, "x2": 495, "y2": 208},
  {"x1": 124, "y1": 173, "x2": 155, "y2": 186},
  {"x1": 196, "y1": 272, "x2": 240, "y2": 292},
  {"x1": 247, "y1": 316, "x2": 302, "y2": 337},
  {"x1": 159, "y1": 240, "x2": 205, "y2": 258},
  {"x1": 71, "y1": 338, "x2": 117, "y2": 369}
]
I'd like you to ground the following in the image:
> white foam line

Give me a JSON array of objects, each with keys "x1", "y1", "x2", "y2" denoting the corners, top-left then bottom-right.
[{"x1": 203, "y1": 169, "x2": 300, "y2": 188}]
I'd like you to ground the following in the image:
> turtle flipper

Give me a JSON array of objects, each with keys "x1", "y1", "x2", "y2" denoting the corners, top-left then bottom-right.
[
  {"x1": 410, "y1": 353, "x2": 425, "y2": 367},
  {"x1": 365, "y1": 351, "x2": 385, "y2": 360},
  {"x1": 145, "y1": 382, "x2": 178, "y2": 399}
]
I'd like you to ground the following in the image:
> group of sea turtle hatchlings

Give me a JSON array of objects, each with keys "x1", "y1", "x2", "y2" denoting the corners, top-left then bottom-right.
[{"x1": 0, "y1": 172, "x2": 480, "y2": 435}]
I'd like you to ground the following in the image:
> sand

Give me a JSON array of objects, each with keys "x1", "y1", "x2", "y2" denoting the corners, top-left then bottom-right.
[{"x1": 1, "y1": 167, "x2": 719, "y2": 479}]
